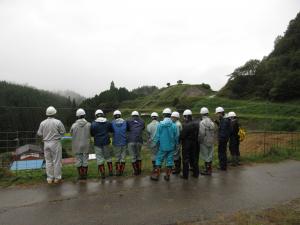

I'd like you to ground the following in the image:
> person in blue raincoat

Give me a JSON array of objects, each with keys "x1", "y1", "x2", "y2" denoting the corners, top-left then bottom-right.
[
  {"x1": 111, "y1": 110, "x2": 127, "y2": 176},
  {"x1": 150, "y1": 108, "x2": 178, "y2": 181}
]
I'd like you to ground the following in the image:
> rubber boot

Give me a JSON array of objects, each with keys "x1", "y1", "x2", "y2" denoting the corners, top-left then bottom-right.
[
  {"x1": 137, "y1": 160, "x2": 142, "y2": 175},
  {"x1": 107, "y1": 162, "x2": 113, "y2": 176},
  {"x1": 83, "y1": 166, "x2": 88, "y2": 179},
  {"x1": 207, "y1": 162, "x2": 212, "y2": 175},
  {"x1": 201, "y1": 162, "x2": 209, "y2": 176},
  {"x1": 132, "y1": 162, "x2": 138, "y2": 176},
  {"x1": 172, "y1": 159, "x2": 181, "y2": 174},
  {"x1": 77, "y1": 167, "x2": 83, "y2": 180},
  {"x1": 150, "y1": 167, "x2": 161, "y2": 181},
  {"x1": 98, "y1": 164, "x2": 105, "y2": 179},
  {"x1": 164, "y1": 167, "x2": 172, "y2": 181},
  {"x1": 120, "y1": 162, "x2": 126, "y2": 176},
  {"x1": 115, "y1": 162, "x2": 121, "y2": 176}
]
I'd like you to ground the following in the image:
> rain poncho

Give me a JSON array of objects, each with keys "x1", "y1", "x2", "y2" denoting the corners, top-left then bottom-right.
[
  {"x1": 154, "y1": 118, "x2": 178, "y2": 151},
  {"x1": 70, "y1": 118, "x2": 91, "y2": 153}
]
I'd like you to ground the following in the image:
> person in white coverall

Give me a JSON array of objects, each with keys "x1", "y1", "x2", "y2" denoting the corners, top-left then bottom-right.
[
  {"x1": 171, "y1": 111, "x2": 182, "y2": 174},
  {"x1": 70, "y1": 108, "x2": 91, "y2": 180},
  {"x1": 146, "y1": 112, "x2": 159, "y2": 169},
  {"x1": 37, "y1": 106, "x2": 66, "y2": 184}
]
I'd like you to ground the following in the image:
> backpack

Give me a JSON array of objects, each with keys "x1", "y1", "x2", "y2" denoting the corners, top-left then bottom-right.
[
  {"x1": 238, "y1": 128, "x2": 246, "y2": 142},
  {"x1": 199, "y1": 118, "x2": 215, "y2": 146}
]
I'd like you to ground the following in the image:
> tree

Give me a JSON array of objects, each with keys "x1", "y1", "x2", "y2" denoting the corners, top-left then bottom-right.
[
  {"x1": 177, "y1": 80, "x2": 183, "y2": 85},
  {"x1": 228, "y1": 59, "x2": 260, "y2": 80},
  {"x1": 110, "y1": 81, "x2": 116, "y2": 90},
  {"x1": 166, "y1": 83, "x2": 171, "y2": 87}
]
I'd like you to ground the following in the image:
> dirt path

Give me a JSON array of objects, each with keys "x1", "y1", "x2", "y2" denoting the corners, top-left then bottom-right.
[{"x1": 0, "y1": 161, "x2": 300, "y2": 225}]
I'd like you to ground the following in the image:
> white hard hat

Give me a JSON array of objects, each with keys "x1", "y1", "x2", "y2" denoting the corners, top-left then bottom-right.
[
  {"x1": 171, "y1": 111, "x2": 180, "y2": 118},
  {"x1": 200, "y1": 107, "x2": 209, "y2": 115},
  {"x1": 162, "y1": 108, "x2": 172, "y2": 114},
  {"x1": 228, "y1": 111, "x2": 237, "y2": 117},
  {"x1": 46, "y1": 106, "x2": 57, "y2": 116},
  {"x1": 95, "y1": 109, "x2": 104, "y2": 116},
  {"x1": 215, "y1": 107, "x2": 224, "y2": 114},
  {"x1": 113, "y1": 110, "x2": 122, "y2": 116},
  {"x1": 76, "y1": 108, "x2": 86, "y2": 117},
  {"x1": 183, "y1": 109, "x2": 192, "y2": 116},
  {"x1": 131, "y1": 111, "x2": 139, "y2": 116},
  {"x1": 151, "y1": 112, "x2": 158, "y2": 117}
]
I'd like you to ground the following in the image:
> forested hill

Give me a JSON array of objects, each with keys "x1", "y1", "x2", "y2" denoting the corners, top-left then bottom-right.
[
  {"x1": 219, "y1": 12, "x2": 300, "y2": 101},
  {"x1": 0, "y1": 81, "x2": 75, "y2": 131}
]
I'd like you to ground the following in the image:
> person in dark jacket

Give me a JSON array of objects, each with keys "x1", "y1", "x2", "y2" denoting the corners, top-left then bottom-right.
[
  {"x1": 180, "y1": 109, "x2": 200, "y2": 179},
  {"x1": 91, "y1": 109, "x2": 113, "y2": 179},
  {"x1": 215, "y1": 107, "x2": 230, "y2": 171},
  {"x1": 127, "y1": 111, "x2": 145, "y2": 175},
  {"x1": 111, "y1": 110, "x2": 127, "y2": 176},
  {"x1": 228, "y1": 111, "x2": 240, "y2": 166}
]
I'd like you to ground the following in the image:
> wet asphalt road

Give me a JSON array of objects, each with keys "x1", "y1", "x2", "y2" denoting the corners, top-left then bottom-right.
[{"x1": 1, "y1": 160, "x2": 300, "y2": 225}]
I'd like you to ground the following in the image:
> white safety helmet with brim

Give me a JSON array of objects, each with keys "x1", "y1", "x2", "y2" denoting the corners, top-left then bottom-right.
[
  {"x1": 76, "y1": 108, "x2": 86, "y2": 117},
  {"x1": 162, "y1": 108, "x2": 172, "y2": 115},
  {"x1": 215, "y1": 107, "x2": 224, "y2": 114},
  {"x1": 183, "y1": 109, "x2": 192, "y2": 116},
  {"x1": 200, "y1": 107, "x2": 209, "y2": 115},
  {"x1": 171, "y1": 111, "x2": 180, "y2": 118},
  {"x1": 95, "y1": 109, "x2": 104, "y2": 116},
  {"x1": 228, "y1": 111, "x2": 237, "y2": 117},
  {"x1": 131, "y1": 111, "x2": 139, "y2": 116},
  {"x1": 151, "y1": 112, "x2": 159, "y2": 117},
  {"x1": 113, "y1": 110, "x2": 122, "y2": 116},
  {"x1": 46, "y1": 106, "x2": 57, "y2": 116}
]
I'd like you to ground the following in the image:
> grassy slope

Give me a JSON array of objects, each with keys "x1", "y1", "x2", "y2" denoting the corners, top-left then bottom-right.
[{"x1": 119, "y1": 84, "x2": 300, "y2": 131}]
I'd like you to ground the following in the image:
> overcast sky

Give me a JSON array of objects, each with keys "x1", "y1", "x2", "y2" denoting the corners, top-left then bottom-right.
[{"x1": 0, "y1": 0, "x2": 299, "y2": 97}]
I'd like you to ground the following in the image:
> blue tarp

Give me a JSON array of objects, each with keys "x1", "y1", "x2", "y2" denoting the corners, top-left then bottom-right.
[{"x1": 10, "y1": 159, "x2": 45, "y2": 171}]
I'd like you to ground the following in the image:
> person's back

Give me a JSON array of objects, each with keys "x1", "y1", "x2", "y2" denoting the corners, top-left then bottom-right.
[
  {"x1": 38, "y1": 117, "x2": 65, "y2": 142},
  {"x1": 91, "y1": 117, "x2": 111, "y2": 147},
  {"x1": 199, "y1": 116, "x2": 215, "y2": 146},
  {"x1": 155, "y1": 118, "x2": 178, "y2": 151},
  {"x1": 218, "y1": 116, "x2": 230, "y2": 141},
  {"x1": 127, "y1": 117, "x2": 145, "y2": 143},
  {"x1": 147, "y1": 120, "x2": 159, "y2": 147},
  {"x1": 70, "y1": 118, "x2": 91, "y2": 153},
  {"x1": 181, "y1": 119, "x2": 199, "y2": 144},
  {"x1": 111, "y1": 118, "x2": 127, "y2": 147}
]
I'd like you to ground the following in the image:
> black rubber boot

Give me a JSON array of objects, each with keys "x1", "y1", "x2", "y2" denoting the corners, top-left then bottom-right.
[
  {"x1": 172, "y1": 159, "x2": 181, "y2": 174},
  {"x1": 137, "y1": 160, "x2": 142, "y2": 175}
]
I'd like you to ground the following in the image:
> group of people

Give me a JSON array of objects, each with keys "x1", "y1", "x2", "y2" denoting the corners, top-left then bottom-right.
[{"x1": 37, "y1": 105, "x2": 240, "y2": 184}]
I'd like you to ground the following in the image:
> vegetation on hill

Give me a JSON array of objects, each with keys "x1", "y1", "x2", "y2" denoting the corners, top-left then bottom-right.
[
  {"x1": 0, "y1": 81, "x2": 74, "y2": 132},
  {"x1": 219, "y1": 12, "x2": 300, "y2": 101},
  {"x1": 56, "y1": 90, "x2": 86, "y2": 105}
]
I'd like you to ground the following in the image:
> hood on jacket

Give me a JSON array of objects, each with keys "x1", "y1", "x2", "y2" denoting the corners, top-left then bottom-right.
[
  {"x1": 160, "y1": 118, "x2": 173, "y2": 127},
  {"x1": 95, "y1": 117, "x2": 107, "y2": 123},
  {"x1": 114, "y1": 118, "x2": 125, "y2": 126},
  {"x1": 76, "y1": 118, "x2": 88, "y2": 127}
]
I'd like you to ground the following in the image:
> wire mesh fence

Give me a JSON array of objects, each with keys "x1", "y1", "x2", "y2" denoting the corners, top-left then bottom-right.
[{"x1": 1, "y1": 130, "x2": 300, "y2": 178}]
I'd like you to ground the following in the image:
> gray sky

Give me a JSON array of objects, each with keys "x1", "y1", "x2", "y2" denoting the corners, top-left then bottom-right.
[{"x1": 0, "y1": 0, "x2": 299, "y2": 97}]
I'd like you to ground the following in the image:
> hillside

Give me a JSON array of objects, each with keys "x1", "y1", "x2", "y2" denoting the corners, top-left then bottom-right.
[
  {"x1": 0, "y1": 81, "x2": 75, "y2": 132},
  {"x1": 56, "y1": 90, "x2": 86, "y2": 105},
  {"x1": 219, "y1": 12, "x2": 300, "y2": 101}
]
